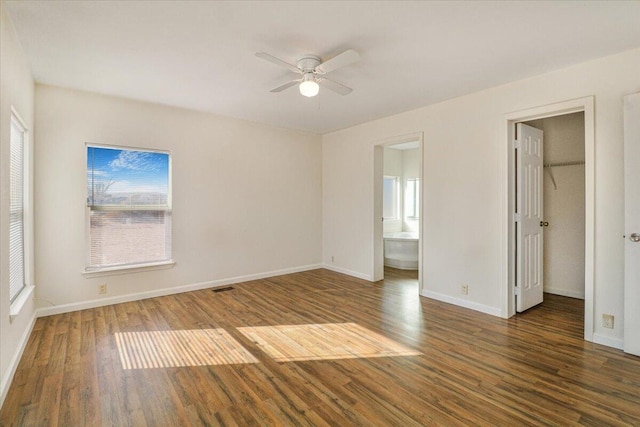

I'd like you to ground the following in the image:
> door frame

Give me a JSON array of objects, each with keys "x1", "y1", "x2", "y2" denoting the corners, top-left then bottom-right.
[
  {"x1": 624, "y1": 93, "x2": 640, "y2": 355},
  {"x1": 503, "y1": 96, "x2": 595, "y2": 342},
  {"x1": 373, "y1": 132, "x2": 424, "y2": 292}
]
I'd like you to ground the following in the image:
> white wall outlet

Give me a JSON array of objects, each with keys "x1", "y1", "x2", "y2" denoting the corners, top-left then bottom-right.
[
  {"x1": 461, "y1": 284, "x2": 469, "y2": 295},
  {"x1": 602, "y1": 314, "x2": 614, "y2": 329},
  {"x1": 331, "y1": 256, "x2": 335, "y2": 263},
  {"x1": 99, "y1": 283, "x2": 107, "y2": 295}
]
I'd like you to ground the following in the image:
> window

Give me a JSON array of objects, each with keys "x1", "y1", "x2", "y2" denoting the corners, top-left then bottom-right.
[
  {"x1": 405, "y1": 178, "x2": 420, "y2": 219},
  {"x1": 383, "y1": 176, "x2": 399, "y2": 220},
  {"x1": 86, "y1": 146, "x2": 171, "y2": 271},
  {"x1": 9, "y1": 113, "x2": 27, "y2": 302}
]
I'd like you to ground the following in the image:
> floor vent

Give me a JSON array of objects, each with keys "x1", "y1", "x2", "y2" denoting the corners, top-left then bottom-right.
[{"x1": 213, "y1": 286, "x2": 235, "y2": 293}]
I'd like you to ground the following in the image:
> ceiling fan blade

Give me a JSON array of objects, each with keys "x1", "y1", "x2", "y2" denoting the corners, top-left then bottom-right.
[
  {"x1": 318, "y1": 77, "x2": 352, "y2": 95},
  {"x1": 270, "y1": 80, "x2": 300, "y2": 93},
  {"x1": 255, "y1": 52, "x2": 301, "y2": 74},
  {"x1": 315, "y1": 49, "x2": 360, "y2": 74}
]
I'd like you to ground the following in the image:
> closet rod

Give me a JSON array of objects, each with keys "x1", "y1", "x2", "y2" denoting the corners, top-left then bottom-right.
[{"x1": 543, "y1": 160, "x2": 585, "y2": 168}]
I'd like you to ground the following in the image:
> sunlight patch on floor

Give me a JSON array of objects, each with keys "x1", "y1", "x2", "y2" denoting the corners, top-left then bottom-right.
[
  {"x1": 115, "y1": 329, "x2": 258, "y2": 369},
  {"x1": 237, "y1": 322, "x2": 421, "y2": 362}
]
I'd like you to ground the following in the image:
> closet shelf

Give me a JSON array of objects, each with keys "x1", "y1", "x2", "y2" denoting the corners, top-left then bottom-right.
[
  {"x1": 543, "y1": 160, "x2": 585, "y2": 190},
  {"x1": 543, "y1": 160, "x2": 585, "y2": 168}
]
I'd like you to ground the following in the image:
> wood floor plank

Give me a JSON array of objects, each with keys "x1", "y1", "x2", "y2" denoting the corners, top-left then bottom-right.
[{"x1": 2, "y1": 268, "x2": 640, "y2": 426}]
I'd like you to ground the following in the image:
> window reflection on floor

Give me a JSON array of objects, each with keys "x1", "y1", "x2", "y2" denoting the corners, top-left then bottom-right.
[
  {"x1": 115, "y1": 323, "x2": 419, "y2": 370},
  {"x1": 238, "y1": 322, "x2": 421, "y2": 362},
  {"x1": 115, "y1": 329, "x2": 258, "y2": 369}
]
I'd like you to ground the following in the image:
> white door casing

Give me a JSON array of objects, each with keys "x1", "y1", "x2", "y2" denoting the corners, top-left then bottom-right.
[
  {"x1": 504, "y1": 97, "x2": 594, "y2": 340},
  {"x1": 624, "y1": 93, "x2": 640, "y2": 356},
  {"x1": 517, "y1": 123, "x2": 544, "y2": 312},
  {"x1": 373, "y1": 145, "x2": 384, "y2": 282},
  {"x1": 372, "y1": 132, "x2": 424, "y2": 288}
]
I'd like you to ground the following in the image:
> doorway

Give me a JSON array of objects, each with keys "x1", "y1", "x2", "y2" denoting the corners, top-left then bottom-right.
[
  {"x1": 373, "y1": 132, "x2": 423, "y2": 293},
  {"x1": 523, "y1": 113, "x2": 586, "y2": 300},
  {"x1": 504, "y1": 97, "x2": 595, "y2": 342}
]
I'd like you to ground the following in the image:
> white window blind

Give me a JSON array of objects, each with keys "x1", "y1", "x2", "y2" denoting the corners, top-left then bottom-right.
[
  {"x1": 87, "y1": 146, "x2": 171, "y2": 270},
  {"x1": 405, "y1": 178, "x2": 420, "y2": 219},
  {"x1": 383, "y1": 176, "x2": 399, "y2": 220},
  {"x1": 10, "y1": 116, "x2": 26, "y2": 302}
]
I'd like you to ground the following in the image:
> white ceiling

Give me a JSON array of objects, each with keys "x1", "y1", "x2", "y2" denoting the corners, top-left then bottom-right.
[{"x1": 5, "y1": 1, "x2": 640, "y2": 134}]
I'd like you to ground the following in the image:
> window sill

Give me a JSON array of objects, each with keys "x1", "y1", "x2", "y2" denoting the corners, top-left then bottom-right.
[
  {"x1": 83, "y1": 260, "x2": 175, "y2": 278},
  {"x1": 10, "y1": 284, "x2": 35, "y2": 321}
]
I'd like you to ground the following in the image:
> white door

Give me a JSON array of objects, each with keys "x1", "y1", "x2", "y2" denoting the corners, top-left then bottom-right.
[
  {"x1": 517, "y1": 123, "x2": 544, "y2": 312},
  {"x1": 624, "y1": 93, "x2": 640, "y2": 356}
]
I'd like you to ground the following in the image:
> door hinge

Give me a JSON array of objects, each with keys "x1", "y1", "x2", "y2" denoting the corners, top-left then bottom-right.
[
  {"x1": 514, "y1": 286, "x2": 521, "y2": 296},
  {"x1": 514, "y1": 139, "x2": 521, "y2": 149},
  {"x1": 514, "y1": 213, "x2": 521, "y2": 222}
]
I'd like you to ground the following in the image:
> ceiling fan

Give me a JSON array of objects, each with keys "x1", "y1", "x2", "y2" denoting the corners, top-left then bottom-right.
[{"x1": 255, "y1": 49, "x2": 360, "y2": 97}]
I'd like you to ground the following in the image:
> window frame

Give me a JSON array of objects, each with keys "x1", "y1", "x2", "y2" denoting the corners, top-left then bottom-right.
[{"x1": 84, "y1": 143, "x2": 174, "y2": 276}]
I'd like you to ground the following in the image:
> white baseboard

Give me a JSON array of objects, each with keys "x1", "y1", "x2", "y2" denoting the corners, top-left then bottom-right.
[
  {"x1": 321, "y1": 264, "x2": 372, "y2": 281},
  {"x1": 592, "y1": 332, "x2": 624, "y2": 350},
  {"x1": 544, "y1": 287, "x2": 585, "y2": 299},
  {"x1": 0, "y1": 313, "x2": 37, "y2": 410},
  {"x1": 36, "y1": 264, "x2": 323, "y2": 318},
  {"x1": 420, "y1": 289, "x2": 502, "y2": 317}
]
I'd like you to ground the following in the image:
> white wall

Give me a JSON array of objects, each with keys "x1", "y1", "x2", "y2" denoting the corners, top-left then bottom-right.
[
  {"x1": 0, "y1": 1, "x2": 36, "y2": 408},
  {"x1": 383, "y1": 147, "x2": 402, "y2": 233},
  {"x1": 322, "y1": 48, "x2": 640, "y2": 345},
  {"x1": 383, "y1": 147, "x2": 403, "y2": 177},
  {"x1": 526, "y1": 113, "x2": 585, "y2": 299},
  {"x1": 34, "y1": 85, "x2": 322, "y2": 310}
]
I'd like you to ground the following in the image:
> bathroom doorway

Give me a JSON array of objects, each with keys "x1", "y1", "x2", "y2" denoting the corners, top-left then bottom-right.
[{"x1": 373, "y1": 132, "x2": 423, "y2": 293}]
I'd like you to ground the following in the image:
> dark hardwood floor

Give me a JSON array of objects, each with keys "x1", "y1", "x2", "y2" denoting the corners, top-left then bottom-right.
[{"x1": 1, "y1": 268, "x2": 639, "y2": 426}]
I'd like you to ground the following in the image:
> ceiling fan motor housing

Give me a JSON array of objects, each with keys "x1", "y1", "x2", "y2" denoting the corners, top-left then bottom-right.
[{"x1": 297, "y1": 56, "x2": 321, "y2": 73}]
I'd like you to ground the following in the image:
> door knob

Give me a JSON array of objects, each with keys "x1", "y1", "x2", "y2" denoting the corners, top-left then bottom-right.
[
  {"x1": 631, "y1": 233, "x2": 640, "y2": 243},
  {"x1": 539, "y1": 221, "x2": 549, "y2": 227}
]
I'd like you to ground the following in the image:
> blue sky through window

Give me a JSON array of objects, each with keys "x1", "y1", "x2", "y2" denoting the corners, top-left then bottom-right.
[{"x1": 87, "y1": 146, "x2": 169, "y2": 205}]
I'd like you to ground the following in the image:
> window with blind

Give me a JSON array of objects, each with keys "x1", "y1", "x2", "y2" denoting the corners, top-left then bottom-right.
[
  {"x1": 383, "y1": 176, "x2": 399, "y2": 220},
  {"x1": 86, "y1": 146, "x2": 171, "y2": 271},
  {"x1": 9, "y1": 114, "x2": 26, "y2": 302},
  {"x1": 405, "y1": 178, "x2": 420, "y2": 219}
]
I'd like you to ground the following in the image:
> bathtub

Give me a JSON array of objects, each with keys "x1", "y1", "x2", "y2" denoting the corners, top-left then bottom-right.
[{"x1": 383, "y1": 231, "x2": 419, "y2": 270}]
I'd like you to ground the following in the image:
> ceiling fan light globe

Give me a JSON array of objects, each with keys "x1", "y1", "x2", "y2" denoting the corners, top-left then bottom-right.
[{"x1": 299, "y1": 80, "x2": 319, "y2": 97}]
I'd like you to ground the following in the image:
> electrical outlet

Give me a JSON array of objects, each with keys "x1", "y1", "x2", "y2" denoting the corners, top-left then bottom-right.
[
  {"x1": 331, "y1": 256, "x2": 335, "y2": 263},
  {"x1": 99, "y1": 283, "x2": 107, "y2": 295},
  {"x1": 461, "y1": 284, "x2": 469, "y2": 295},
  {"x1": 602, "y1": 314, "x2": 614, "y2": 329}
]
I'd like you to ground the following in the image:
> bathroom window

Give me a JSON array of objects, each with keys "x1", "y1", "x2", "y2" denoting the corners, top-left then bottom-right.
[
  {"x1": 405, "y1": 178, "x2": 420, "y2": 219},
  {"x1": 86, "y1": 145, "x2": 172, "y2": 272},
  {"x1": 9, "y1": 112, "x2": 27, "y2": 303},
  {"x1": 383, "y1": 176, "x2": 400, "y2": 220}
]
